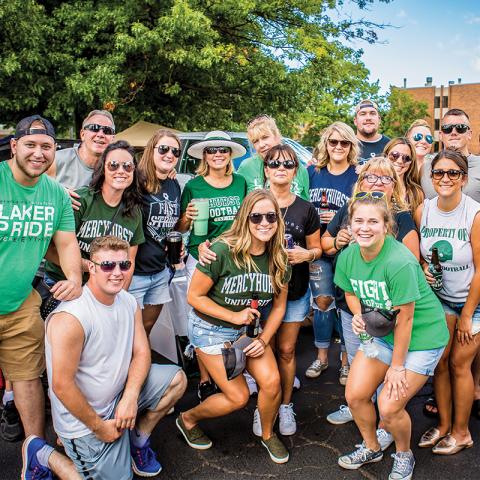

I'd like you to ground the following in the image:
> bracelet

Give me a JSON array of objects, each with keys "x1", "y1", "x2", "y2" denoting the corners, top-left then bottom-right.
[
  {"x1": 390, "y1": 366, "x2": 406, "y2": 372},
  {"x1": 257, "y1": 337, "x2": 266, "y2": 348},
  {"x1": 309, "y1": 250, "x2": 316, "y2": 263},
  {"x1": 333, "y1": 237, "x2": 339, "y2": 251}
]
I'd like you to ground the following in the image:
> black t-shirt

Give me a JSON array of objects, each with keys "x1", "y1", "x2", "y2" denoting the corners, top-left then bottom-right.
[
  {"x1": 327, "y1": 204, "x2": 417, "y2": 313},
  {"x1": 358, "y1": 135, "x2": 390, "y2": 164},
  {"x1": 134, "y1": 178, "x2": 181, "y2": 275},
  {"x1": 282, "y1": 196, "x2": 320, "y2": 301}
]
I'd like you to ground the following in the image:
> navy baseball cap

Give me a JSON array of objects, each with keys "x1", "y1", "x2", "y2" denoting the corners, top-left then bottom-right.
[{"x1": 14, "y1": 115, "x2": 56, "y2": 141}]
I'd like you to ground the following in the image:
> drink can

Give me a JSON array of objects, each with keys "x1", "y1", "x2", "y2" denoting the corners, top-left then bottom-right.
[{"x1": 284, "y1": 234, "x2": 294, "y2": 249}]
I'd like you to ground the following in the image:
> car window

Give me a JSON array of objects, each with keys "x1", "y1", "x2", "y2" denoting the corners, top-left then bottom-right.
[{"x1": 179, "y1": 140, "x2": 201, "y2": 175}]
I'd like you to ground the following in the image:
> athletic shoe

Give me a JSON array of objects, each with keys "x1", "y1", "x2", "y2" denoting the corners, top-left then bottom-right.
[
  {"x1": 252, "y1": 408, "x2": 262, "y2": 437},
  {"x1": 338, "y1": 444, "x2": 383, "y2": 470},
  {"x1": 389, "y1": 451, "x2": 415, "y2": 480},
  {"x1": 0, "y1": 400, "x2": 24, "y2": 442},
  {"x1": 305, "y1": 359, "x2": 328, "y2": 378},
  {"x1": 175, "y1": 414, "x2": 212, "y2": 450},
  {"x1": 261, "y1": 433, "x2": 290, "y2": 464},
  {"x1": 244, "y1": 371, "x2": 258, "y2": 396},
  {"x1": 197, "y1": 380, "x2": 217, "y2": 402},
  {"x1": 361, "y1": 428, "x2": 395, "y2": 452},
  {"x1": 339, "y1": 365, "x2": 349, "y2": 386},
  {"x1": 279, "y1": 403, "x2": 297, "y2": 435},
  {"x1": 293, "y1": 376, "x2": 301, "y2": 391},
  {"x1": 21, "y1": 435, "x2": 54, "y2": 480},
  {"x1": 130, "y1": 438, "x2": 162, "y2": 477},
  {"x1": 326, "y1": 404, "x2": 353, "y2": 425}
]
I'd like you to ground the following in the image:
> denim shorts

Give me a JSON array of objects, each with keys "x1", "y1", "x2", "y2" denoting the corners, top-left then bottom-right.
[
  {"x1": 372, "y1": 337, "x2": 445, "y2": 376},
  {"x1": 187, "y1": 309, "x2": 243, "y2": 355},
  {"x1": 129, "y1": 268, "x2": 171, "y2": 308},
  {"x1": 284, "y1": 287, "x2": 311, "y2": 323},
  {"x1": 309, "y1": 257, "x2": 335, "y2": 299},
  {"x1": 440, "y1": 299, "x2": 480, "y2": 335}
]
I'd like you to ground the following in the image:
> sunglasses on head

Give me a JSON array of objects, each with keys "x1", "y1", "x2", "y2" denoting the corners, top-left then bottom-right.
[
  {"x1": 388, "y1": 151, "x2": 412, "y2": 164},
  {"x1": 204, "y1": 146, "x2": 231, "y2": 155},
  {"x1": 363, "y1": 173, "x2": 394, "y2": 185},
  {"x1": 413, "y1": 133, "x2": 434, "y2": 144},
  {"x1": 266, "y1": 159, "x2": 297, "y2": 170},
  {"x1": 83, "y1": 124, "x2": 115, "y2": 136},
  {"x1": 247, "y1": 114, "x2": 272, "y2": 127},
  {"x1": 106, "y1": 160, "x2": 135, "y2": 173},
  {"x1": 328, "y1": 139, "x2": 351, "y2": 148},
  {"x1": 354, "y1": 191, "x2": 386, "y2": 200},
  {"x1": 249, "y1": 212, "x2": 278, "y2": 224},
  {"x1": 441, "y1": 123, "x2": 470, "y2": 135},
  {"x1": 157, "y1": 144, "x2": 181, "y2": 158},
  {"x1": 91, "y1": 260, "x2": 132, "y2": 272},
  {"x1": 431, "y1": 169, "x2": 466, "y2": 181}
]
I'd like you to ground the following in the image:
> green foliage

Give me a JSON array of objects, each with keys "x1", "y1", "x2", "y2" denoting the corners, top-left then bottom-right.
[
  {"x1": 0, "y1": 0, "x2": 391, "y2": 139},
  {"x1": 380, "y1": 87, "x2": 429, "y2": 138}
]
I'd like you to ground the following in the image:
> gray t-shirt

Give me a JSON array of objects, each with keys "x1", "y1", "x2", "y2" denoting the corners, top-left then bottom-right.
[
  {"x1": 55, "y1": 145, "x2": 95, "y2": 188},
  {"x1": 45, "y1": 286, "x2": 137, "y2": 438},
  {"x1": 421, "y1": 153, "x2": 480, "y2": 203}
]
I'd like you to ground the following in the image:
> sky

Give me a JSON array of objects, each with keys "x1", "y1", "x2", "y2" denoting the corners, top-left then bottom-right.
[{"x1": 339, "y1": 0, "x2": 480, "y2": 93}]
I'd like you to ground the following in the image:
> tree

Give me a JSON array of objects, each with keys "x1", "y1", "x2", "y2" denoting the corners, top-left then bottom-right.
[
  {"x1": 0, "y1": 0, "x2": 392, "y2": 137},
  {"x1": 380, "y1": 87, "x2": 429, "y2": 138}
]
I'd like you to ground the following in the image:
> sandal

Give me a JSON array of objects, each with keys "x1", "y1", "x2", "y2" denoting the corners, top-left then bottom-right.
[
  {"x1": 422, "y1": 396, "x2": 439, "y2": 418},
  {"x1": 432, "y1": 434, "x2": 473, "y2": 455},
  {"x1": 418, "y1": 427, "x2": 448, "y2": 448}
]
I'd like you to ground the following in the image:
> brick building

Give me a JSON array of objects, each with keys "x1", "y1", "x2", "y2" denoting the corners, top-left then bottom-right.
[{"x1": 399, "y1": 78, "x2": 480, "y2": 154}]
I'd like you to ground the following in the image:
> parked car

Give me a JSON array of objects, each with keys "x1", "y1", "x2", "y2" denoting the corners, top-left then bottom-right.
[{"x1": 176, "y1": 131, "x2": 312, "y2": 190}]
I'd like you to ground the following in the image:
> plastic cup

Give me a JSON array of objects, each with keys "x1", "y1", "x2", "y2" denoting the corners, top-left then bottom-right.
[{"x1": 192, "y1": 198, "x2": 209, "y2": 236}]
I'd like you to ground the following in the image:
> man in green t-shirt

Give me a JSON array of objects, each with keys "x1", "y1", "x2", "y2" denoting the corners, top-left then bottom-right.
[{"x1": 0, "y1": 116, "x2": 82, "y2": 478}]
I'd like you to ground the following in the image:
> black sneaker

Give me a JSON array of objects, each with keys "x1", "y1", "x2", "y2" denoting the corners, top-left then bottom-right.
[
  {"x1": 0, "y1": 401, "x2": 24, "y2": 442},
  {"x1": 197, "y1": 381, "x2": 218, "y2": 402}
]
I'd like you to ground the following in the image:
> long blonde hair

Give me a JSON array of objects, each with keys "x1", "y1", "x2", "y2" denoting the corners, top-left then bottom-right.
[
  {"x1": 138, "y1": 129, "x2": 181, "y2": 193},
  {"x1": 314, "y1": 121, "x2": 359, "y2": 169},
  {"x1": 354, "y1": 157, "x2": 409, "y2": 212},
  {"x1": 217, "y1": 189, "x2": 288, "y2": 295}
]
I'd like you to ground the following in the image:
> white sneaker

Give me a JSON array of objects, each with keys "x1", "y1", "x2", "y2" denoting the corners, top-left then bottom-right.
[
  {"x1": 244, "y1": 371, "x2": 258, "y2": 396},
  {"x1": 293, "y1": 376, "x2": 301, "y2": 391},
  {"x1": 360, "y1": 428, "x2": 394, "y2": 452},
  {"x1": 279, "y1": 403, "x2": 297, "y2": 435},
  {"x1": 253, "y1": 408, "x2": 262, "y2": 437},
  {"x1": 326, "y1": 404, "x2": 354, "y2": 425},
  {"x1": 305, "y1": 359, "x2": 328, "y2": 378}
]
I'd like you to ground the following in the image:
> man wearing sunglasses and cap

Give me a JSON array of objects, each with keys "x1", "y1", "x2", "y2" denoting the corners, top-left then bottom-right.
[
  {"x1": 0, "y1": 115, "x2": 83, "y2": 478},
  {"x1": 354, "y1": 99, "x2": 390, "y2": 164},
  {"x1": 45, "y1": 236, "x2": 186, "y2": 479},
  {"x1": 421, "y1": 108, "x2": 480, "y2": 202}
]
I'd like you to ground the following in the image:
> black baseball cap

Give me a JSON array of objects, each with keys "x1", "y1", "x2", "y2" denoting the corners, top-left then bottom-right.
[
  {"x1": 14, "y1": 115, "x2": 56, "y2": 141},
  {"x1": 361, "y1": 302, "x2": 399, "y2": 337}
]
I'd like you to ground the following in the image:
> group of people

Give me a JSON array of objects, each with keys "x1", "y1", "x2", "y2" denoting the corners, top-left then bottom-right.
[{"x1": 0, "y1": 100, "x2": 479, "y2": 480}]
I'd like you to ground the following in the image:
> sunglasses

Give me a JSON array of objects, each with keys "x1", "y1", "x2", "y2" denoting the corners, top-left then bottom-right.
[
  {"x1": 363, "y1": 173, "x2": 394, "y2": 185},
  {"x1": 204, "y1": 146, "x2": 231, "y2": 154},
  {"x1": 106, "y1": 160, "x2": 135, "y2": 173},
  {"x1": 266, "y1": 159, "x2": 297, "y2": 170},
  {"x1": 413, "y1": 133, "x2": 434, "y2": 144},
  {"x1": 431, "y1": 169, "x2": 466, "y2": 181},
  {"x1": 157, "y1": 145, "x2": 181, "y2": 158},
  {"x1": 91, "y1": 260, "x2": 132, "y2": 272},
  {"x1": 247, "y1": 113, "x2": 272, "y2": 127},
  {"x1": 441, "y1": 123, "x2": 470, "y2": 134},
  {"x1": 328, "y1": 139, "x2": 351, "y2": 148},
  {"x1": 249, "y1": 212, "x2": 278, "y2": 224},
  {"x1": 355, "y1": 191, "x2": 386, "y2": 200},
  {"x1": 388, "y1": 151, "x2": 412, "y2": 164},
  {"x1": 83, "y1": 124, "x2": 115, "y2": 136}
]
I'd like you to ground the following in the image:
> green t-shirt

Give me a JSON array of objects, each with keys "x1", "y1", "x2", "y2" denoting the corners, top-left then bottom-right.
[
  {"x1": 196, "y1": 241, "x2": 281, "y2": 328},
  {"x1": 236, "y1": 154, "x2": 310, "y2": 201},
  {"x1": 180, "y1": 174, "x2": 247, "y2": 260},
  {"x1": 334, "y1": 235, "x2": 449, "y2": 351},
  {"x1": 0, "y1": 162, "x2": 75, "y2": 314},
  {"x1": 45, "y1": 187, "x2": 145, "y2": 282}
]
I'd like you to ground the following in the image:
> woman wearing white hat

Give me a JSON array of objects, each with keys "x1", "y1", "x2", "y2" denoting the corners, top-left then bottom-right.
[{"x1": 178, "y1": 131, "x2": 247, "y2": 400}]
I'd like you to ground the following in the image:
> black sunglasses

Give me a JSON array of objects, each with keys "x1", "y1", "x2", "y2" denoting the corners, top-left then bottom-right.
[
  {"x1": 388, "y1": 151, "x2": 412, "y2": 164},
  {"x1": 157, "y1": 144, "x2": 181, "y2": 158},
  {"x1": 91, "y1": 260, "x2": 132, "y2": 272},
  {"x1": 106, "y1": 160, "x2": 135, "y2": 173},
  {"x1": 83, "y1": 123, "x2": 115, "y2": 136},
  {"x1": 354, "y1": 191, "x2": 386, "y2": 200},
  {"x1": 249, "y1": 212, "x2": 278, "y2": 224},
  {"x1": 266, "y1": 159, "x2": 297, "y2": 170},
  {"x1": 363, "y1": 173, "x2": 394, "y2": 185},
  {"x1": 328, "y1": 139, "x2": 351, "y2": 148},
  {"x1": 441, "y1": 123, "x2": 470, "y2": 135},
  {"x1": 413, "y1": 133, "x2": 434, "y2": 144},
  {"x1": 204, "y1": 146, "x2": 231, "y2": 154},
  {"x1": 431, "y1": 169, "x2": 466, "y2": 181}
]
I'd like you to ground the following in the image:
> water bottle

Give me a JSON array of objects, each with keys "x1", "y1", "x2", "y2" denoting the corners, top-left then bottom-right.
[{"x1": 359, "y1": 332, "x2": 379, "y2": 358}]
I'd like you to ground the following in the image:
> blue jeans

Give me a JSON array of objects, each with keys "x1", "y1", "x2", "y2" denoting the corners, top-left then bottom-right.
[
  {"x1": 313, "y1": 308, "x2": 345, "y2": 351},
  {"x1": 340, "y1": 309, "x2": 359, "y2": 365}
]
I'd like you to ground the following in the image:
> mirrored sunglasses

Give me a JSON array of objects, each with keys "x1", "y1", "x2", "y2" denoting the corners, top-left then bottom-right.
[
  {"x1": 388, "y1": 151, "x2": 412, "y2": 164},
  {"x1": 106, "y1": 160, "x2": 135, "y2": 173},
  {"x1": 412, "y1": 133, "x2": 434, "y2": 144}
]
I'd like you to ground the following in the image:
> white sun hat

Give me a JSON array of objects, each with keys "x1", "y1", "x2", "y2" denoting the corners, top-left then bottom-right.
[{"x1": 187, "y1": 130, "x2": 247, "y2": 159}]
